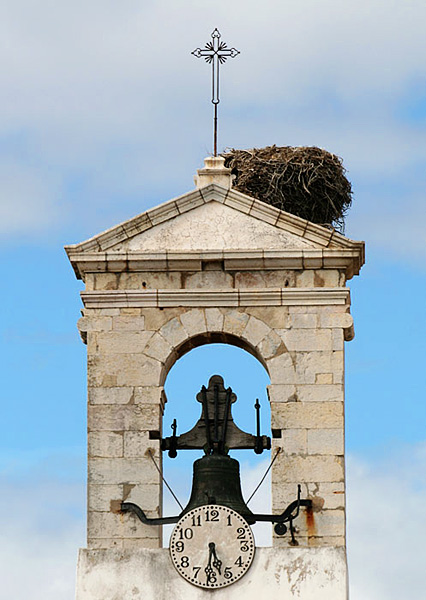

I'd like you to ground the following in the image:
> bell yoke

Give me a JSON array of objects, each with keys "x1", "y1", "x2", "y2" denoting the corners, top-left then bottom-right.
[{"x1": 121, "y1": 375, "x2": 312, "y2": 539}]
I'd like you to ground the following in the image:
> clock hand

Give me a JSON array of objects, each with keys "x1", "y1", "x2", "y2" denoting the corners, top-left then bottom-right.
[
  {"x1": 204, "y1": 543, "x2": 215, "y2": 582},
  {"x1": 209, "y1": 542, "x2": 222, "y2": 575}
]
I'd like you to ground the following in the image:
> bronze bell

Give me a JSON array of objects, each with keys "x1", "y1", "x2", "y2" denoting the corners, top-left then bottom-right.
[{"x1": 182, "y1": 453, "x2": 255, "y2": 524}]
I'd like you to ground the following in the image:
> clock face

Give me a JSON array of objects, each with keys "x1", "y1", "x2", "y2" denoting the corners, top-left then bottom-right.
[{"x1": 169, "y1": 504, "x2": 255, "y2": 589}]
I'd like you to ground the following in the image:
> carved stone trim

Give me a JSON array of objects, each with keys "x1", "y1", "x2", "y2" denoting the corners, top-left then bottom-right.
[{"x1": 81, "y1": 288, "x2": 350, "y2": 309}]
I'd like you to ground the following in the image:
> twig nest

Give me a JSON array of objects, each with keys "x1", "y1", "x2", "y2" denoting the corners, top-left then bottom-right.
[{"x1": 222, "y1": 146, "x2": 352, "y2": 232}]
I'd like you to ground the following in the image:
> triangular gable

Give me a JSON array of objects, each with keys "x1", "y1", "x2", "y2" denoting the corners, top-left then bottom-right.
[{"x1": 65, "y1": 183, "x2": 362, "y2": 255}]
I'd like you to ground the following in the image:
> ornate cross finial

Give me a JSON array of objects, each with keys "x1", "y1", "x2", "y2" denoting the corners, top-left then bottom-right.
[{"x1": 192, "y1": 29, "x2": 240, "y2": 157}]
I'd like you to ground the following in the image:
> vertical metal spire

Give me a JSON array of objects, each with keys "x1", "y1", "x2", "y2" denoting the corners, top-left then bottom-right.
[{"x1": 192, "y1": 29, "x2": 240, "y2": 157}]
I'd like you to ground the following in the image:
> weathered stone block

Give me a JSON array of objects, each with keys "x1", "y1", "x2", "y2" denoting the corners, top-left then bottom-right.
[
  {"x1": 205, "y1": 307, "x2": 224, "y2": 332},
  {"x1": 242, "y1": 316, "x2": 271, "y2": 347},
  {"x1": 223, "y1": 310, "x2": 249, "y2": 336},
  {"x1": 288, "y1": 313, "x2": 318, "y2": 329},
  {"x1": 159, "y1": 317, "x2": 188, "y2": 347},
  {"x1": 307, "y1": 429, "x2": 344, "y2": 455},
  {"x1": 295, "y1": 271, "x2": 315, "y2": 287},
  {"x1": 271, "y1": 402, "x2": 343, "y2": 429},
  {"x1": 95, "y1": 332, "x2": 153, "y2": 354},
  {"x1": 87, "y1": 510, "x2": 160, "y2": 539},
  {"x1": 143, "y1": 333, "x2": 173, "y2": 363},
  {"x1": 313, "y1": 270, "x2": 341, "y2": 287},
  {"x1": 88, "y1": 484, "x2": 123, "y2": 512},
  {"x1": 88, "y1": 355, "x2": 162, "y2": 387},
  {"x1": 133, "y1": 386, "x2": 164, "y2": 406},
  {"x1": 332, "y1": 329, "x2": 344, "y2": 351},
  {"x1": 272, "y1": 455, "x2": 344, "y2": 483},
  {"x1": 88, "y1": 458, "x2": 159, "y2": 486},
  {"x1": 123, "y1": 431, "x2": 161, "y2": 458},
  {"x1": 296, "y1": 384, "x2": 343, "y2": 403},
  {"x1": 78, "y1": 316, "x2": 112, "y2": 333},
  {"x1": 88, "y1": 404, "x2": 162, "y2": 432},
  {"x1": 184, "y1": 271, "x2": 233, "y2": 289},
  {"x1": 89, "y1": 387, "x2": 133, "y2": 405},
  {"x1": 279, "y1": 329, "x2": 333, "y2": 352},
  {"x1": 295, "y1": 352, "x2": 335, "y2": 384},
  {"x1": 267, "y1": 384, "x2": 297, "y2": 403},
  {"x1": 141, "y1": 308, "x2": 185, "y2": 331},
  {"x1": 281, "y1": 429, "x2": 307, "y2": 454},
  {"x1": 112, "y1": 316, "x2": 146, "y2": 331},
  {"x1": 257, "y1": 330, "x2": 286, "y2": 360},
  {"x1": 315, "y1": 373, "x2": 333, "y2": 384},
  {"x1": 266, "y1": 354, "x2": 296, "y2": 384},
  {"x1": 273, "y1": 481, "x2": 345, "y2": 511},
  {"x1": 245, "y1": 306, "x2": 289, "y2": 329},
  {"x1": 180, "y1": 309, "x2": 206, "y2": 336},
  {"x1": 295, "y1": 508, "x2": 345, "y2": 538},
  {"x1": 93, "y1": 273, "x2": 118, "y2": 290},
  {"x1": 118, "y1": 272, "x2": 181, "y2": 290},
  {"x1": 89, "y1": 432, "x2": 124, "y2": 458}
]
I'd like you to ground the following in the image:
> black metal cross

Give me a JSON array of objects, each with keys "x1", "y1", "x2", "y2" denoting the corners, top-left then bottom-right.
[{"x1": 192, "y1": 29, "x2": 240, "y2": 157}]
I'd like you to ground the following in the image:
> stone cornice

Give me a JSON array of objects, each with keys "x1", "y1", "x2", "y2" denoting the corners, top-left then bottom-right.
[
  {"x1": 67, "y1": 248, "x2": 364, "y2": 281},
  {"x1": 65, "y1": 183, "x2": 365, "y2": 257},
  {"x1": 81, "y1": 287, "x2": 351, "y2": 309}
]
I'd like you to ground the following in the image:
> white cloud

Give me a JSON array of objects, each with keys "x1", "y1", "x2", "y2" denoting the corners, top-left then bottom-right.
[
  {"x1": 0, "y1": 0, "x2": 425, "y2": 249},
  {"x1": 347, "y1": 443, "x2": 426, "y2": 600}
]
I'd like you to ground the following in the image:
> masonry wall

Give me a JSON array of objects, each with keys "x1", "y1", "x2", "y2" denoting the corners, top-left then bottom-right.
[{"x1": 78, "y1": 265, "x2": 352, "y2": 551}]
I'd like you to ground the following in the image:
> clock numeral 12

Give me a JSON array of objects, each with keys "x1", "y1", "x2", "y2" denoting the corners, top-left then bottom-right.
[{"x1": 205, "y1": 509, "x2": 219, "y2": 522}]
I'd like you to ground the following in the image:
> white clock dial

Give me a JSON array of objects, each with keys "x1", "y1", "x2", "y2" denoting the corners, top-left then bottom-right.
[{"x1": 169, "y1": 504, "x2": 255, "y2": 589}]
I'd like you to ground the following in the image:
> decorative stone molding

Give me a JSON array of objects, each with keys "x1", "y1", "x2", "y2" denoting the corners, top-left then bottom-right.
[{"x1": 81, "y1": 287, "x2": 351, "y2": 309}]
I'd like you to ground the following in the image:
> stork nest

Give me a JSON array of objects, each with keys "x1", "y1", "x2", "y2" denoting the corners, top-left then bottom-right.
[{"x1": 222, "y1": 146, "x2": 352, "y2": 232}]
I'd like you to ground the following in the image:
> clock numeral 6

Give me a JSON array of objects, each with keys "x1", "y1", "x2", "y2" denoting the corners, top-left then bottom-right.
[{"x1": 224, "y1": 567, "x2": 233, "y2": 580}]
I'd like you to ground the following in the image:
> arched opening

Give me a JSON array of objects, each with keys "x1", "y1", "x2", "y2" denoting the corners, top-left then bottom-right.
[{"x1": 161, "y1": 342, "x2": 272, "y2": 547}]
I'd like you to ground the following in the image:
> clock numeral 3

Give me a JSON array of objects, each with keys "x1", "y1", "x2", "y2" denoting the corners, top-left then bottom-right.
[{"x1": 240, "y1": 542, "x2": 249, "y2": 552}]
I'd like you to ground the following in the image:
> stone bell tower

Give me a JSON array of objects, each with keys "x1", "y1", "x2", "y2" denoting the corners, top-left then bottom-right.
[{"x1": 66, "y1": 156, "x2": 364, "y2": 599}]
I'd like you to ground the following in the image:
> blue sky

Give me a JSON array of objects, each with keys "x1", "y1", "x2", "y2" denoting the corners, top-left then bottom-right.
[{"x1": 0, "y1": 1, "x2": 425, "y2": 599}]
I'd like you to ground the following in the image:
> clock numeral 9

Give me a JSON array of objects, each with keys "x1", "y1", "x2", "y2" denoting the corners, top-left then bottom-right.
[
  {"x1": 224, "y1": 567, "x2": 233, "y2": 580},
  {"x1": 174, "y1": 541, "x2": 184, "y2": 553},
  {"x1": 180, "y1": 556, "x2": 189, "y2": 568}
]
